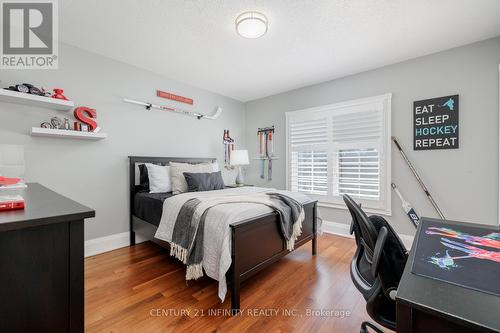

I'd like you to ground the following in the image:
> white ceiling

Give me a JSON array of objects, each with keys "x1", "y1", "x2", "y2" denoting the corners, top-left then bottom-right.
[{"x1": 61, "y1": 0, "x2": 500, "y2": 102}]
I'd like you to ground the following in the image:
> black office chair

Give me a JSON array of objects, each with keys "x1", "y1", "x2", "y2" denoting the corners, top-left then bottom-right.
[{"x1": 343, "y1": 194, "x2": 408, "y2": 333}]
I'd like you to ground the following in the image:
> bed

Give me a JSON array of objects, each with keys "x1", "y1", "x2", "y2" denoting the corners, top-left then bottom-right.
[{"x1": 128, "y1": 156, "x2": 318, "y2": 312}]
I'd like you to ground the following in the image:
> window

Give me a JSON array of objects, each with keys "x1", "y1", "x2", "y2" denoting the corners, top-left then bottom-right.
[{"x1": 286, "y1": 94, "x2": 392, "y2": 215}]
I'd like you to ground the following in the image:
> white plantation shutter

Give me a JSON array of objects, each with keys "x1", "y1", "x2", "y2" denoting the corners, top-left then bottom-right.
[
  {"x1": 289, "y1": 118, "x2": 328, "y2": 149},
  {"x1": 336, "y1": 149, "x2": 380, "y2": 199},
  {"x1": 332, "y1": 109, "x2": 383, "y2": 200},
  {"x1": 290, "y1": 151, "x2": 328, "y2": 195},
  {"x1": 286, "y1": 94, "x2": 391, "y2": 215},
  {"x1": 331, "y1": 109, "x2": 383, "y2": 143},
  {"x1": 289, "y1": 118, "x2": 328, "y2": 195}
]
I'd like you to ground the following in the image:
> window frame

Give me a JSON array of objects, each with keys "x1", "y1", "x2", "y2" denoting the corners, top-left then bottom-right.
[{"x1": 285, "y1": 93, "x2": 392, "y2": 216}]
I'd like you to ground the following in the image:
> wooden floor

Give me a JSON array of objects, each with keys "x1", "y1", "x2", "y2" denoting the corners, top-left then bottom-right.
[{"x1": 85, "y1": 234, "x2": 374, "y2": 332}]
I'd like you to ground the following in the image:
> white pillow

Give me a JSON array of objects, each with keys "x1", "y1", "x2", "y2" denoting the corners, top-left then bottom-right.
[
  {"x1": 145, "y1": 163, "x2": 172, "y2": 193},
  {"x1": 170, "y1": 162, "x2": 216, "y2": 194}
]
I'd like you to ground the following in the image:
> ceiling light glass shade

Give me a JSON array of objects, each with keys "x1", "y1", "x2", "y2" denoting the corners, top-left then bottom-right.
[{"x1": 235, "y1": 11, "x2": 268, "y2": 39}]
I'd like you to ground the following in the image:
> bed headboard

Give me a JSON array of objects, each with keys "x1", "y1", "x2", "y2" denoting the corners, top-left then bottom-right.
[{"x1": 129, "y1": 155, "x2": 217, "y2": 196}]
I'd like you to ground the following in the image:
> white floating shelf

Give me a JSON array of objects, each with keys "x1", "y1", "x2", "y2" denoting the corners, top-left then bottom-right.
[
  {"x1": 0, "y1": 89, "x2": 74, "y2": 111},
  {"x1": 30, "y1": 127, "x2": 107, "y2": 140}
]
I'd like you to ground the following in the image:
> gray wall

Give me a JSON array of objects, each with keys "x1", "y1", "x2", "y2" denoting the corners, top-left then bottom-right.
[
  {"x1": 1, "y1": 38, "x2": 499, "y2": 240},
  {"x1": 245, "y1": 37, "x2": 500, "y2": 235},
  {"x1": 0, "y1": 43, "x2": 246, "y2": 240}
]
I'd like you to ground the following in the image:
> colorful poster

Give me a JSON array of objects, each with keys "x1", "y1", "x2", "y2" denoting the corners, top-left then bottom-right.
[{"x1": 412, "y1": 219, "x2": 500, "y2": 296}]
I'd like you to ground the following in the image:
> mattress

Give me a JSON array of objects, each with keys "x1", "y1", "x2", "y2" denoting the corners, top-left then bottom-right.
[{"x1": 134, "y1": 192, "x2": 173, "y2": 226}]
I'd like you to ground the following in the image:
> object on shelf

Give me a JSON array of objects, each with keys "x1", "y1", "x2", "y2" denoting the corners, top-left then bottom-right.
[
  {"x1": 63, "y1": 118, "x2": 70, "y2": 130},
  {"x1": 223, "y1": 129, "x2": 235, "y2": 169},
  {"x1": 4, "y1": 83, "x2": 47, "y2": 96},
  {"x1": 23, "y1": 84, "x2": 44, "y2": 96},
  {"x1": 257, "y1": 126, "x2": 276, "y2": 180},
  {"x1": 51, "y1": 116, "x2": 63, "y2": 129},
  {"x1": 0, "y1": 195, "x2": 25, "y2": 211},
  {"x1": 41, "y1": 87, "x2": 51, "y2": 97},
  {"x1": 80, "y1": 124, "x2": 89, "y2": 132},
  {"x1": 123, "y1": 98, "x2": 222, "y2": 120},
  {"x1": 41, "y1": 122, "x2": 52, "y2": 129},
  {"x1": 73, "y1": 122, "x2": 81, "y2": 131},
  {"x1": 52, "y1": 88, "x2": 68, "y2": 100},
  {"x1": 74, "y1": 106, "x2": 98, "y2": 132},
  {"x1": 5, "y1": 84, "x2": 29, "y2": 94},
  {"x1": 30, "y1": 127, "x2": 107, "y2": 140},
  {"x1": 0, "y1": 88, "x2": 74, "y2": 110}
]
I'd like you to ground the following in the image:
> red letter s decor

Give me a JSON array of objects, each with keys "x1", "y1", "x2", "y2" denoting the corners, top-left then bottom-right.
[{"x1": 74, "y1": 107, "x2": 98, "y2": 131}]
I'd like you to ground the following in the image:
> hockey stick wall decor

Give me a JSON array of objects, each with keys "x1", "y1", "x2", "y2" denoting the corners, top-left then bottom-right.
[
  {"x1": 257, "y1": 126, "x2": 278, "y2": 180},
  {"x1": 123, "y1": 98, "x2": 222, "y2": 120},
  {"x1": 392, "y1": 136, "x2": 446, "y2": 220},
  {"x1": 392, "y1": 183, "x2": 421, "y2": 228}
]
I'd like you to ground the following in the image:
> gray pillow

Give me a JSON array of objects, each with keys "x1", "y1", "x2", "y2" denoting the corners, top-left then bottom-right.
[{"x1": 183, "y1": 171, "x2": 225, "y2": 192}]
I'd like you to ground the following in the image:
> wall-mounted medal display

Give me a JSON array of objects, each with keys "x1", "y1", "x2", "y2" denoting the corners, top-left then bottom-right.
[
  {"x1": 257, "y1": 126, "x2": 277, "y2": 180},
  {"x1": 414, "y1": 95, "x2": 459, "y2": 150}
]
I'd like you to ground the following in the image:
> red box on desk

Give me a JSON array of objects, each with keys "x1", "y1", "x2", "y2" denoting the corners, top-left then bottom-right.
[{"x1": 0, "y1": 196, "x2": 25, "y2": 211}]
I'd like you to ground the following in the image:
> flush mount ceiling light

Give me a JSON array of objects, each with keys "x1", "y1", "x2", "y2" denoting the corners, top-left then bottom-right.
[{"x1": 235, "y1": 11, "x2": 268, "y2": 39}]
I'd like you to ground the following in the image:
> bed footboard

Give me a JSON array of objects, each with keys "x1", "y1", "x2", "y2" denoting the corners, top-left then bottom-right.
[{"x1": 229, "y1": 200, "x2": 317, "y2": 312}]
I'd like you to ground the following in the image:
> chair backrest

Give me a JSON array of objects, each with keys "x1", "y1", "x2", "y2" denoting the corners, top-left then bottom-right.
[
  {"x1": 344, "y1": 194, "x2": 378, "y2": 249},
  {"x1": 343, "y1": 194, "x2": 408, "y2": 331}
]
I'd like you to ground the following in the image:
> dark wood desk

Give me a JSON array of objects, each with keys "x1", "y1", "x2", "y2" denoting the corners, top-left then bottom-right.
[
  {"x1": 0, "y1": 183, "x2": 94, "y2": 333},
  {"x1": 396, "y1": 217, "x2": 500, "y2": 333}
]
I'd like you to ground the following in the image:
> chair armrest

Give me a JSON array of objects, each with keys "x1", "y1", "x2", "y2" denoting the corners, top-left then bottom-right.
[{"x1": 371, "y1": 226, "x2": 388, "y2": 278}]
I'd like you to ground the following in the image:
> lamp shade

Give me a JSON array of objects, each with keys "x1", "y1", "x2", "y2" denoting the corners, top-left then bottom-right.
[{"x1": 230, "y1": 150, "x2": 249, "y2": 166}]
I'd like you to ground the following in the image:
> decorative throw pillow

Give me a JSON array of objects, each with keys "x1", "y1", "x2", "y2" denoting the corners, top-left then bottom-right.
[
  {"x1": 137, "y1": 164, "x2": 150, "y2": 192},
  {"x1": 169, "y1": 162, "x2": 215, "y2": 194},
  {"x1": 145, "y1": 163, "x2": 172, "y2": 193},
  {"x1": 183, "y1": 171, "x2": 225, "y2": 192}
]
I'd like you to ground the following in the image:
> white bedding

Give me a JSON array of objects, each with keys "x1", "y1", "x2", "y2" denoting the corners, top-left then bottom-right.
[{"x1": 154, "y1": 186, "x2": 311, "y2": 302}]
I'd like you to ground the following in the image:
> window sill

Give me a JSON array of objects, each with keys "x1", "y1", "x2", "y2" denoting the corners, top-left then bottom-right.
[{"x1": 317, "y1": 201, "x2": 392, "y2": 217}]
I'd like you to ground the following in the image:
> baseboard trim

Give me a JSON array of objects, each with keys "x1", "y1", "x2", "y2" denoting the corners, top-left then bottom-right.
[
  {"x1": 322, "y1": 220, "x2": 414, "y2": 250},
  {"x1": 84, "y1": 231, "x2": 149, "y2": 257},
  {"x1": 86, "y1": 221, "x2": 415, "y2": 257},
  {"x1": 322, "y1": 220, "x2": 353, "y2": 238}
]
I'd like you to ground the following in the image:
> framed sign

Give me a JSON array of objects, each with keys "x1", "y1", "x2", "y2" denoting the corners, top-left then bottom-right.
[
  {"x1": 156, "y1": 90, "x2": 194, "y2": 105},
  {"x1": 414, "y1": 95, "x2": 459, "y2": 150}
]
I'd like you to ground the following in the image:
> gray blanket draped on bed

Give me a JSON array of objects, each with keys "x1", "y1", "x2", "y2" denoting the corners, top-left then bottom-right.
[{"x1": 169, "y1": 192, "x2": 305, "y2": 280}]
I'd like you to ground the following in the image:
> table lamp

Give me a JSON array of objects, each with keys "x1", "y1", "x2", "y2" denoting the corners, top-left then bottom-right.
[{"x1": 230, "y1": 150, "x2": 249, "y2": 186}]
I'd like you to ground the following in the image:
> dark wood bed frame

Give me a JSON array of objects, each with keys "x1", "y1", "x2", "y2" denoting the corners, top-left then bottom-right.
[{"x1": 129, "y1": 156, "x2": 318, "y2": 312}]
